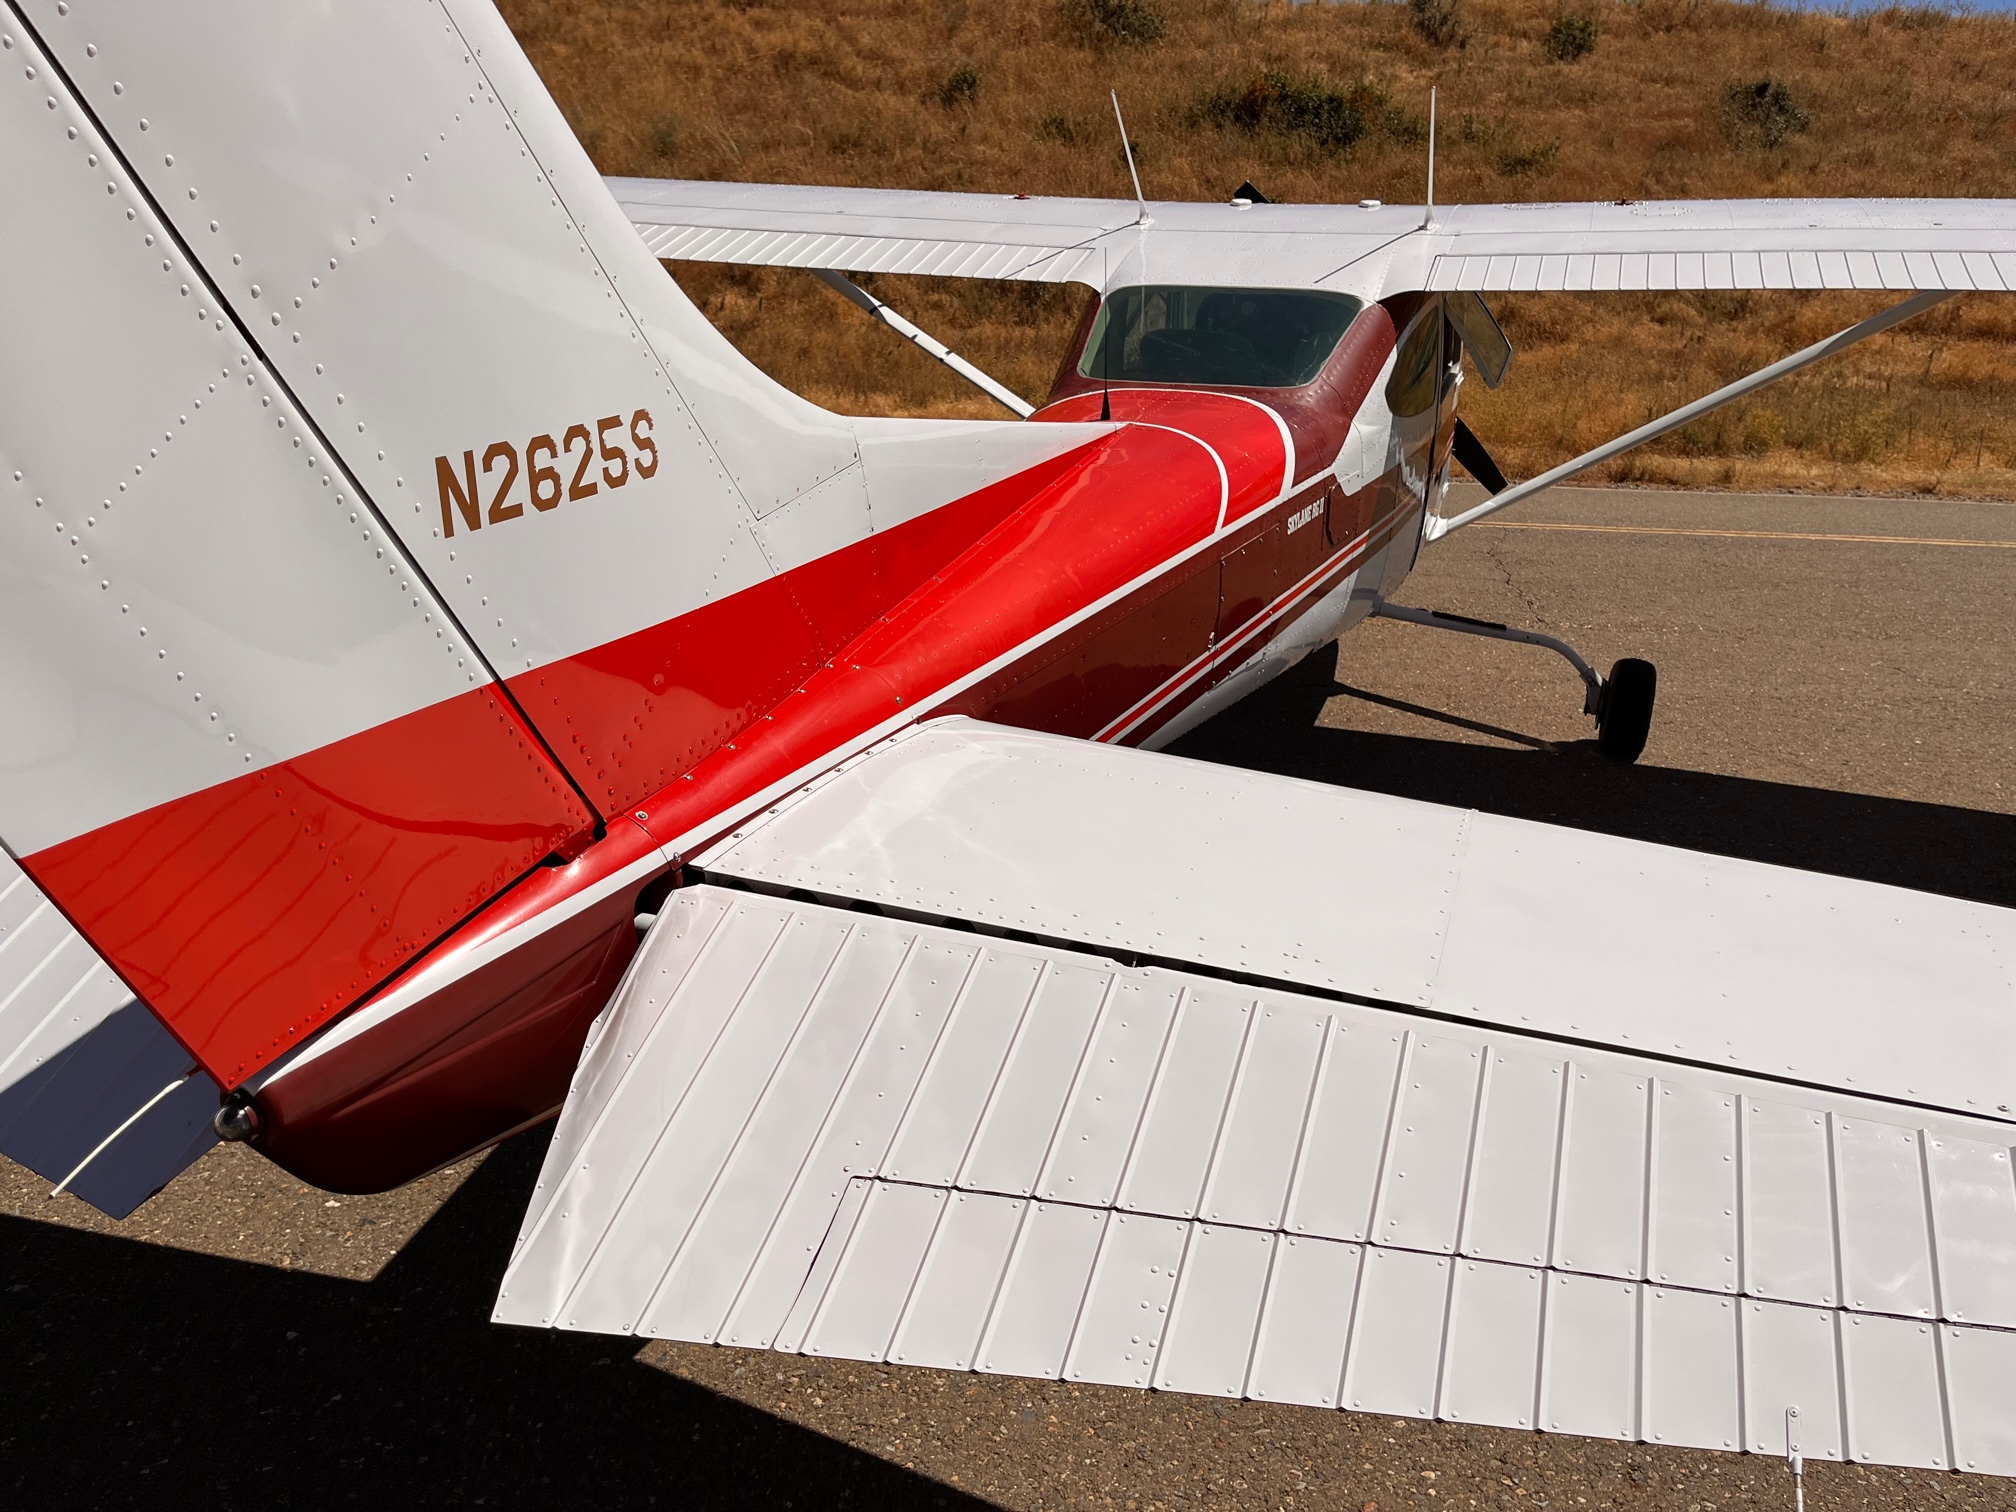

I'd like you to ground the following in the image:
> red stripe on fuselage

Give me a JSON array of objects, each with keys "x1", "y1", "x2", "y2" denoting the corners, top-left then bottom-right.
[
  {"x1": 1036, "y1": 389, "x2": 1289, "y2": 523},
  {"x1": 622, "y1": 421, "x2": 1230, "y2": 847},
  {"x1": 22, "y1": 689, "x2": 595, "y2": 1087},
  {"x1": 37, "y1": 390, "x2": 1333, "y2": 1096},
  {"x1": 253, "y1": 817, "x2": 662, "y2": 1191},
  {"x1": 506, "y1": 439, "x2": 1106, "y2": 819}
]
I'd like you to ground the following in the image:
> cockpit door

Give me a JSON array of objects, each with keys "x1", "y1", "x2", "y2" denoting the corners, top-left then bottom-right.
[
  {"x1": 1432, "y1": 312, "x2": 1464, "y2": 496},
  {"x1": 1384, "y1": 300, "x2": 1446, "y2": 515}
]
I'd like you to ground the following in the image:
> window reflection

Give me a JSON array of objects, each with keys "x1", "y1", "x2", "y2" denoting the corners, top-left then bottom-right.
[
  {"x1": 1078, "y1": 285, "x2": 1366, "y2": 390},
  {"x1": 1385, "y1": 304, "x2": 1444, "y2": 418}
]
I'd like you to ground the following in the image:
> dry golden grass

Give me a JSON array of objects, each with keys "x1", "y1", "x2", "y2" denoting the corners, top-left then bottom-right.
[{"x1": 503, "y1": 0, "x2": 2016, "y2": 495}]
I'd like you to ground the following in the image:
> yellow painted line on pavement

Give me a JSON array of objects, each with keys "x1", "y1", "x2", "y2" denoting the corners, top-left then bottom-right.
[{"x1": 1473, "y1": 521, "x2": 2016, "y2": 549}]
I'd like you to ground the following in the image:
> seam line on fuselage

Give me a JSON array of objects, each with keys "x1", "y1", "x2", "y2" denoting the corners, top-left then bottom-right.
[
  {"x1": 262, "y1": 842, "x2": 669, "y2": 1083},
  {"x1": 1095, "y1": 520, "x2": 1381, "y2": 745},
  {"x1": 1099, "y1": 498, "x2": 1424, "y2": 746}
]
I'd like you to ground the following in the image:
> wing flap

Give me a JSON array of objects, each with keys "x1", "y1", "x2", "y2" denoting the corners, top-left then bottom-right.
[{"x1": 495, "y1": 885, "x2": 2016, "y2": 1474}]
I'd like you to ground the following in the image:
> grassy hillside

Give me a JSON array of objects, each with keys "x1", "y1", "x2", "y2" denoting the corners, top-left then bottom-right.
[{"x1": 503, "y1": 0, "x2": 2016, "y2": 496}]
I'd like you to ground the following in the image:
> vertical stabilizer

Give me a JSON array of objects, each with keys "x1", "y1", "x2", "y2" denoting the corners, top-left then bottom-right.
[{"x1": 0, "y1": 0, "x2": 1102, "y2": 1085}]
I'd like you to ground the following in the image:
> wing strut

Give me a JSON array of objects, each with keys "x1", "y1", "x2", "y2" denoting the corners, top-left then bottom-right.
[
  {"x1": 1426, "y1": 289, "x2": 1952, "y2": 540},
  {"x1": 813, "y1": 269, "x2": 1034, "y2": 418}
]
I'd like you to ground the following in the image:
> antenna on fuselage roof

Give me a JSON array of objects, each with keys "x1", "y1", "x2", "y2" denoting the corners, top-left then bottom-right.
[
  {"x1": 1422, "y1": 85, "x2": 1438, "y2": 231},
  {"x1": 1099, "y1": 245, "x2": 1112, "y2": 422},
  {"x1": 1111, "y1": 90, "x2": 1148, "y2": 226}
]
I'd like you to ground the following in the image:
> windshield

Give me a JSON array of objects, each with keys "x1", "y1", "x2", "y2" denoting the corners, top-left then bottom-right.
[{"x1": 1077, "y1": 285, "x2": 1365, "y2": 390}]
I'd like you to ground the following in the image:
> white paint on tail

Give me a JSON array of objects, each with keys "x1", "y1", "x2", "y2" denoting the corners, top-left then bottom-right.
[{"x1": 1, "y1": 0, "x2": 1102, "y2": 849}]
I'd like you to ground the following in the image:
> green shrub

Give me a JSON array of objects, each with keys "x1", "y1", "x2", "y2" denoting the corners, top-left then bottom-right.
[
  {"x1": 1723, "y1": 77, "x2": 1810, "y2": 146},
  {"x1": 1036, "y1": 113, "x2": 1079, "y2": 145},
  {"x1": 1061, "y1": 0, "x2": 1167, "y2": 45},
  {"x1": 939, "y1": 62, "x2": 980, "y2": 108},
  {"x1": 1543, "y1": 13, "x2": 1600, "y2": 62},
  {"x1": 1496, "y1": 139, "x2": 1561, "y2": 176},
  {"x1": 1195, "y1": 70, "x2": 1384, "y2": 153},
  {"x1": 1742, "y1": 407, "x2": 1787, "y2": 456},
  {"x1": 1459, "y1": 113, "x2": 1563, "y2": 179},
  {"x1": 1409, "y1": 0, "x2": 1467, "y2": 48}
]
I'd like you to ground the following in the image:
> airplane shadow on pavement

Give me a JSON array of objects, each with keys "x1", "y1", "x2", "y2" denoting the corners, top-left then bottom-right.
[
  {"x1": 0, "y1": 1130, "x2": 986, "y2": 1512},
  {"x1": 1175, "y1": 642, "x2": 2016, "y2": 912}
]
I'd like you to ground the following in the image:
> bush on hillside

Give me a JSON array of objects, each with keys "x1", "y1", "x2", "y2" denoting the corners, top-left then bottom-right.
[
  {"x1": 1723, "y1": 77, "x2": 1810, "y2": 146},
  {"x1": 1036, "y1": 113, "x2": 1079, "y2": 145},
  {"x1": 1543, "y1": 13, "x2": 1600, "y2": 62},
  {"x1": 1409, "y1": 0, "x2": 1467, "y2": 49},
  {"x1": 1460, "y1": 113, "x2": 1563, "y2": 178},
  {"x1": 1871, "y1": 5, "x2": 1949, "y2": 29},
  {"x1": 1496, "y1": 138, "x2": 1561, "y2": 175},
  {"x1": 939, "y1": 62, "x2": 980, "y2": 108},
  {"x1": 1195, "y1": 70, "x2": 1386, "y2": 153},
  {"x1": 1060, "y1": 0, "x2": 1167, "y2": 46}
]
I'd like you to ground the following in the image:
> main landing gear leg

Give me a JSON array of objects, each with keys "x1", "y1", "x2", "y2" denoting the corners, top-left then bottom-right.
[{"x1": 1370, "y1": 601, "x2": 1658, "y2": 762}]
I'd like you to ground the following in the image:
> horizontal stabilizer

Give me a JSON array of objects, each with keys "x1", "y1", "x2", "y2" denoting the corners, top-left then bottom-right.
[
  {"x1": 0, "y1": 853, "x2": 215, "y2": 1217},
  {"x1": 497, "y1": 885, "x2": 2016, "y2": 1475},
  {"x1": 0, "y1": 1002, "x2": 216, "y2": 1218},
  {"x1": 695, "y1": 720, "x2": 2016, "y2": 1119}
]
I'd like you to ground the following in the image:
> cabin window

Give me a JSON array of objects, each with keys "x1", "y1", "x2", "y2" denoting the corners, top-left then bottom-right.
[
  {"x1": 1077, "y1": 285, "x2": 1365, "y2": 390},
  {"x1": 1385, "y1": 303, "x2": 1444, "y2": 418}
]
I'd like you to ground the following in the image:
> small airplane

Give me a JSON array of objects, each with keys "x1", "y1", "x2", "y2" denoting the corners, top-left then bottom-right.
[{"x1": 3, "y1": 0, "x2": 2013, "y2": 1480}]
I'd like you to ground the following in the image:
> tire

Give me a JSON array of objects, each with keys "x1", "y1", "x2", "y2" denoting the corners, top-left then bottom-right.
[{"x1": 1597, "y1": 657, "x2": 1657, "y2": 763}]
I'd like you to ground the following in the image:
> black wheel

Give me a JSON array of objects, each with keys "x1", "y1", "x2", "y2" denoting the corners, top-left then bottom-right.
[{"x1": 1596, "y1": 657, "x2": 1657, "y2": 763}]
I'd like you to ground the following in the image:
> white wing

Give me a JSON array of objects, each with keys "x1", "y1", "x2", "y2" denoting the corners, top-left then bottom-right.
[
  {"x1": 609, "y1": 176, "x2": 2016, "y2": 296},
  {"x1": 1427, "y1": 198, "x2": 2016, "y2": 292},
  {"x1": 608, "y1": 176, "x2": 1129, "y2": 285},
  {"x1": 496, "y1": 719, "x2": 2016, "y2": 1477}
]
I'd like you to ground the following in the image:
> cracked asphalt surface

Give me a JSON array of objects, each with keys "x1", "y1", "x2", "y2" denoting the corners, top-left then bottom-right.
[{"x1": 6, "y1": 486, "x2": 2015, "y2": 1511}]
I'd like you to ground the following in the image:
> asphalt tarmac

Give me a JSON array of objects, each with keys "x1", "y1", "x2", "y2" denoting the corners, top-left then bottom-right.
[{"x1": 6, "y1": 486, "x2": 2014, "y2": 1511}]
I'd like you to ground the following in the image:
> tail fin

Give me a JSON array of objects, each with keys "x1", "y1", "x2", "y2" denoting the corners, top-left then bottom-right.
[{"x1": 0, "y1": 1, "x2": 1094, "y2": 1087}]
